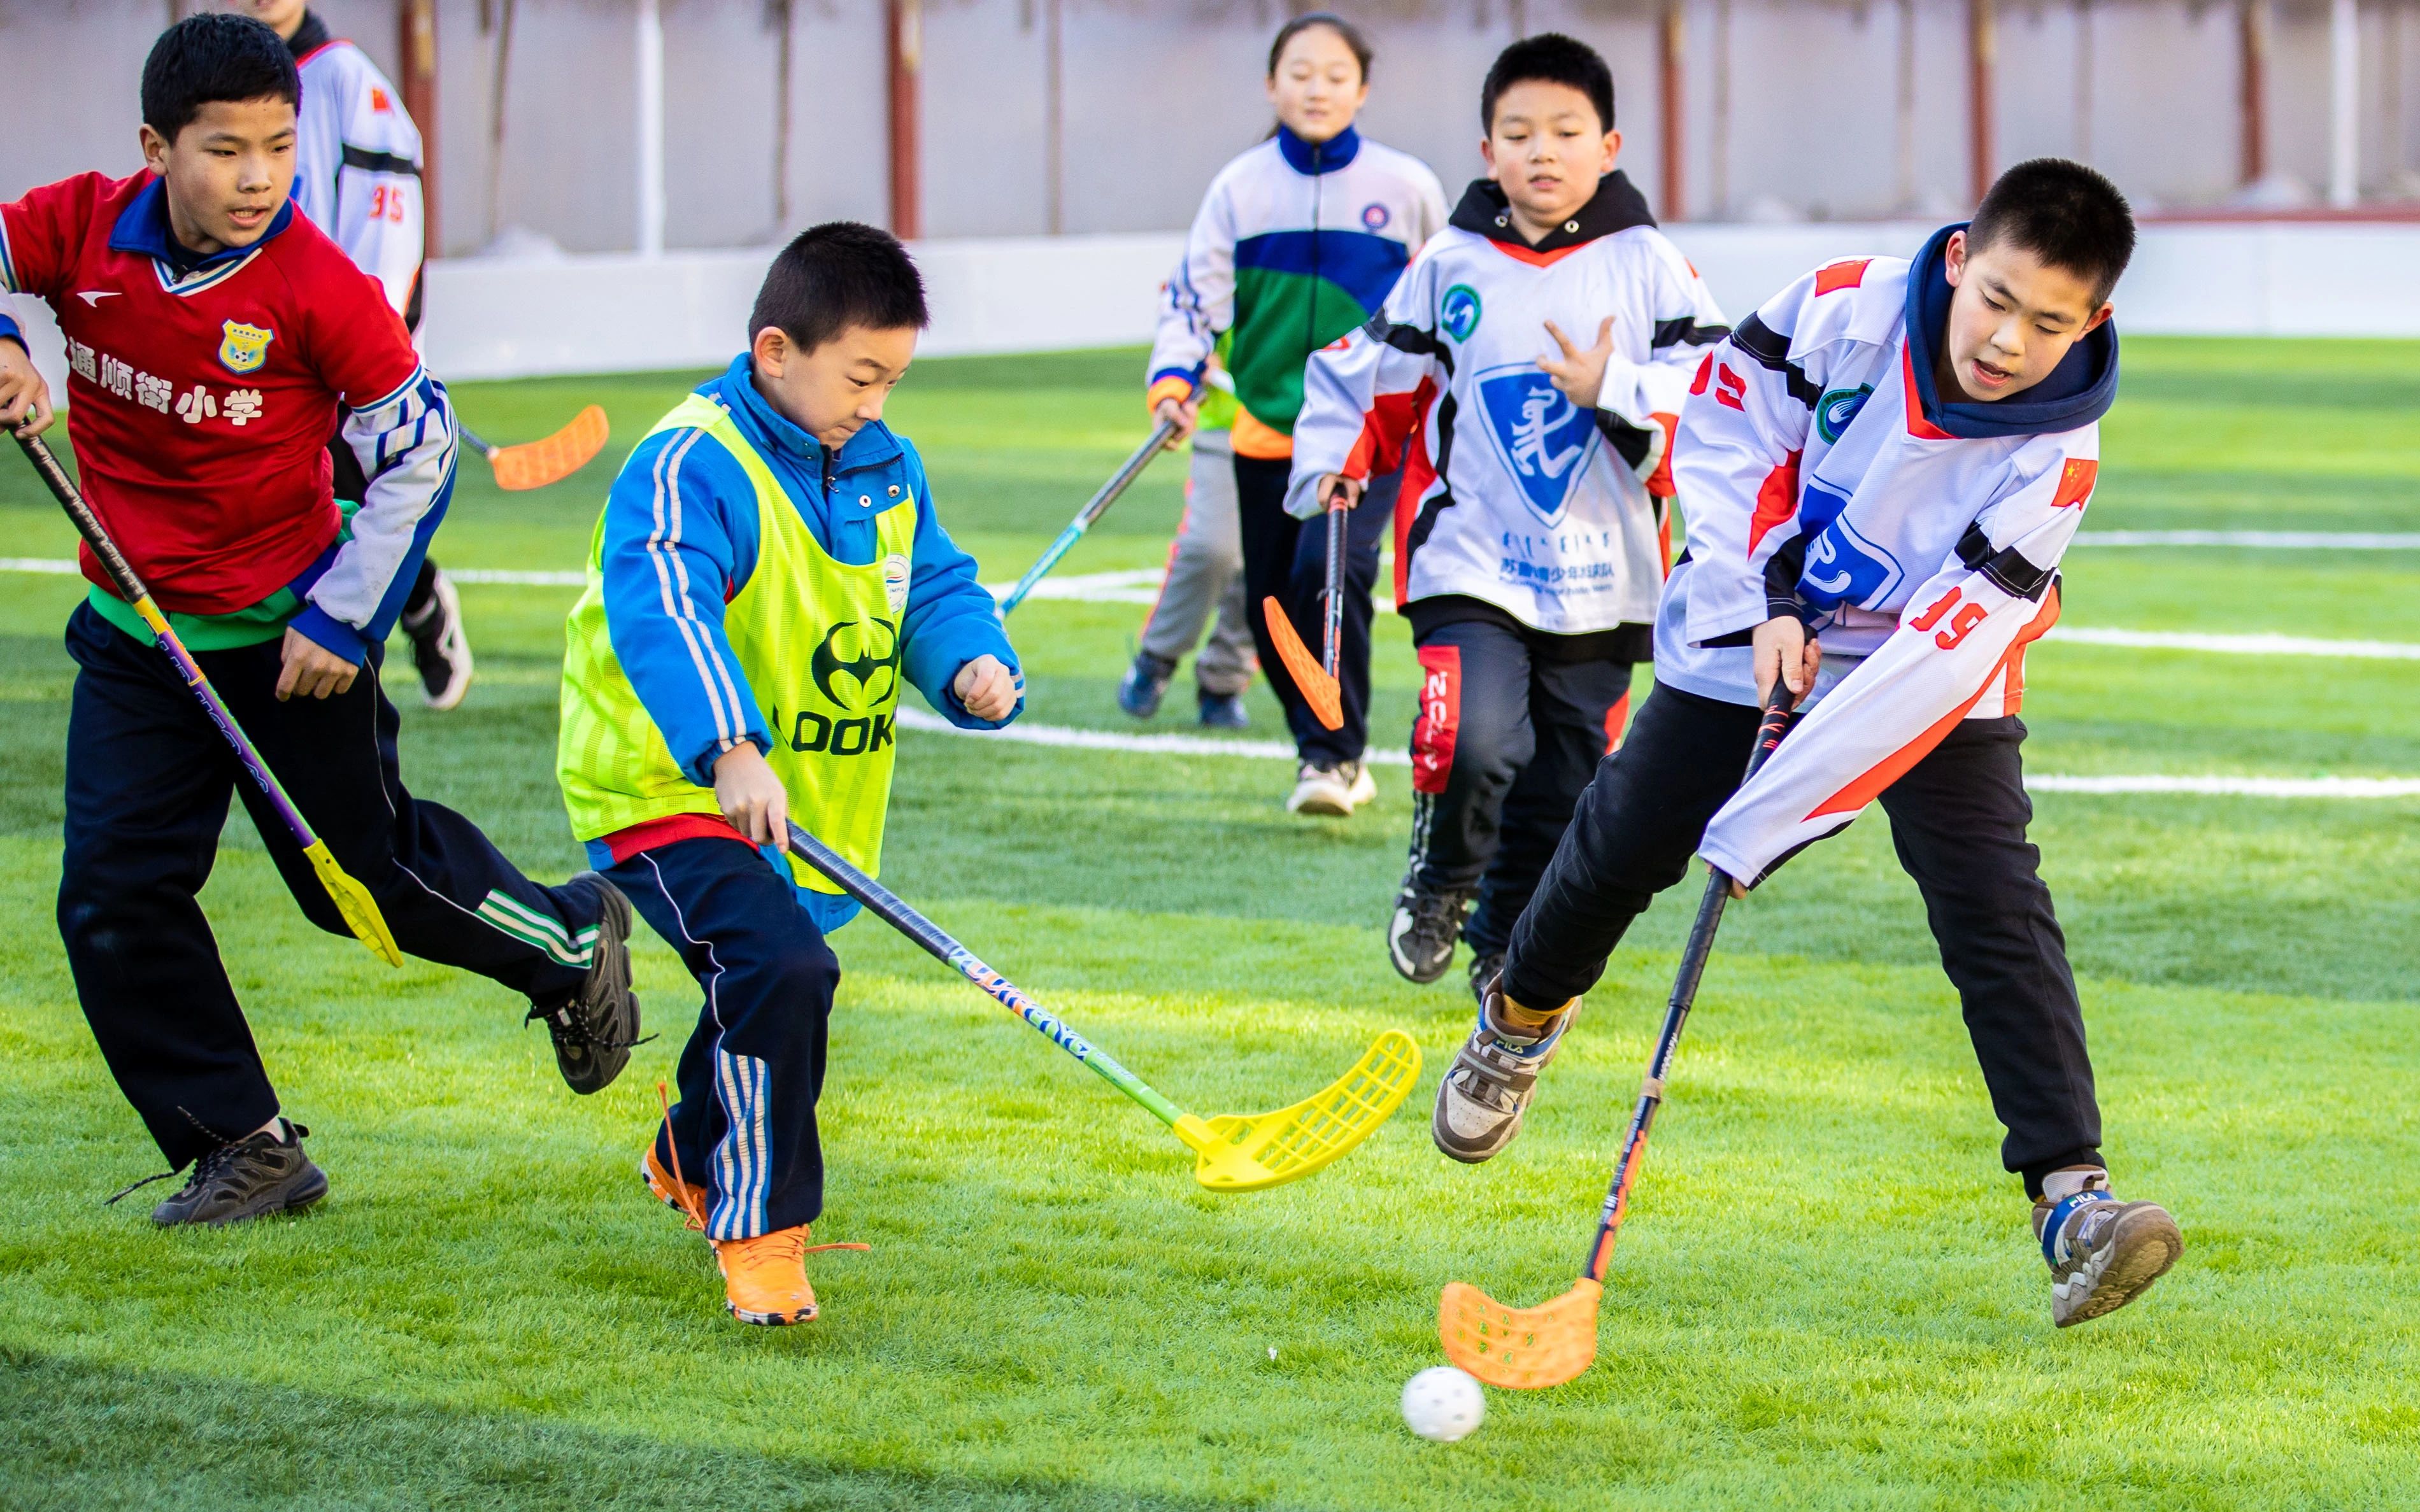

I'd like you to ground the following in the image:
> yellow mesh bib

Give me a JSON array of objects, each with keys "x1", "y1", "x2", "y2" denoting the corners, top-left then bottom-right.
[{"x1": 557, "y1": 393, "x2": 916, "y2": 893}]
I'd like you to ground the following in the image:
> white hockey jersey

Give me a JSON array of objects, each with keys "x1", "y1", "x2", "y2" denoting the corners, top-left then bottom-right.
[
  {"x1": 1288, "y1": 174, "x2": 1728, "y2": 633},
  {"x1": 1677, "y1": 227, "x2": 2119, "y2": 886},
  {"x1": 290, "y1": 17, "x2": 425, "y2": 321}
]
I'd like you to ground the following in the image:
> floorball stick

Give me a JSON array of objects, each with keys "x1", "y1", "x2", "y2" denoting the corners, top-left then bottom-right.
[
  {"x1": 460, "y1": 404, "x2": 610, "y2": 491},
  {"x1": 15, "y1": 431, "x2": 403, "y2": 968},
  {"x1": 1439, "y1": 679, "x2": 1800, "y2": 1387},
  {"x1": 785, "y1": 819, "x2": 1418, "y2": 1191},
  {"x1": 1259, "y1": 486, "x2": 1350, "y2": 731},
  {"x1": 999, "y1": 373, "x2": 1202, "y2": 616}
]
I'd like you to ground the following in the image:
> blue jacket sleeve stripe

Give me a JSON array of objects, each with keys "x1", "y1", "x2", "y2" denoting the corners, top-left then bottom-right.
[{"x1": 644, "y1": 425, "x2": 749, "y2": 752}]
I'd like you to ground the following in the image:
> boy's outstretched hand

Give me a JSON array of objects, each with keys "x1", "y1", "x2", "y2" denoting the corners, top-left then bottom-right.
[
  {"x1": 1537, "y1": 316, "x2": 1616, "y2": 413},
  {"x1": 714, "y1": 742, "x2": 790, "y2": 846},
  {"x1": 0, "y1": 337, "x2": 55, "y2": 437},
  {"x1": 276, "y1": 628, "x2": 362, "y2": 701},
  {"x1": 1751, "y1": 614, "x2": 1823, "y2": 707},
  {"x1": 954, "y1": 654, "x2": 1020, "y2": 722}
]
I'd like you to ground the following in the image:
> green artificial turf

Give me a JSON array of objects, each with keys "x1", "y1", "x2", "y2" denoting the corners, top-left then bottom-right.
[{"x1": 1, "y1": 340, "x2": 2417, "y2": 1509}]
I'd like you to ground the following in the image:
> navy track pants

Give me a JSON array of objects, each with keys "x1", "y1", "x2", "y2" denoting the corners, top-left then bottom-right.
[
  {"x1": 608, "y1": 835, "x2": 836, "y2": 1240},
  {"x1": 59, "y1": 603, "x2": 597, "y2": 1171}
]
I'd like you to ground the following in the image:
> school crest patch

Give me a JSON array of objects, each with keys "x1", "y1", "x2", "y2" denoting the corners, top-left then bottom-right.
[
  {"x1": 1474, "y1": 363, "x2": 1598, "y2": 525},
  {"x1": 217, "y1": 320, "x2": 273, "y2": 375}
]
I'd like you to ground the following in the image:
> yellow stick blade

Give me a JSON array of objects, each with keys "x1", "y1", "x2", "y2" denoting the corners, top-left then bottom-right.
[
  {"x1": 304, "y1": 842, "x2": 403, "y2": 968},
  {"x1": 1438, "y1": 1278, "x2": 1602, "y2": 1389},
  {"x1": 1182, "y1": 1029, "x2": 1420, "y2": 1192},
  {"x1": 488, "y1": 404, "x2": 610, "y2": 491},
  {"x1": 1260, "y1": 596, "x2": 1342, "y2": 731}
]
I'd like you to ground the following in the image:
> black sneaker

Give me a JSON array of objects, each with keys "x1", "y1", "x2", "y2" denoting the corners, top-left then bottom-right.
[
  {"x1": 1468, "y1": 951, "x2": 1504, "y2": 1008},
  {"x1": 1197, "y1": 689, "x2": 1250, "y2": 730},
  {"x1": 1116, "y1": 651, "x2": 1176, "y2": 719},
  {"x1": 399, "y1": 564, "x2": 474, "y2": 710},
  {"x1": 529, "y1": 873, "x2": 643, "y2": 1094},
  {"x1": 148, "y1": 1120, "x2": 328, "y2": 1227},
  {"x1": 1387, "y1": 880, "x2": 1470, "y2": 984},
  {"x1": 2034, "y1": 1176, "x2": 2184, "y2": 1327}
]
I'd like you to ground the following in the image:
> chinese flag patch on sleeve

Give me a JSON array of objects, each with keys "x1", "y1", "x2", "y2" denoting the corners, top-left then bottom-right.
[{"x1": 2051, "y1": 458, "x2": 2099, "y2": 509}]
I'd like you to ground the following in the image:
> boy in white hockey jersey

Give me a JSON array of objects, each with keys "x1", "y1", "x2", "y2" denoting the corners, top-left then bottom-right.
[
  {"x1": 237, "y1": 0, "x2": 474, "y2": 710},
  {"x1": 1291, "y1": 35, "x2": 1726, "y2": 998},
  {"x1": 1437, "y1": 159, "x2": 2184, "y2": 1329}
]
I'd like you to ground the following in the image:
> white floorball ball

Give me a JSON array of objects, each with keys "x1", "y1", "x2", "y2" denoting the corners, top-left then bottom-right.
[{"x1": 1400, "y1": 1365, "x2": 1485, "y2": 1443}]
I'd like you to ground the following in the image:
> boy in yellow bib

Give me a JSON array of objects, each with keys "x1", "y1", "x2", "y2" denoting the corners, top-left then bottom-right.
[{"x1": 557, "y1": 225, "x2": 1022, "y2": 1325}]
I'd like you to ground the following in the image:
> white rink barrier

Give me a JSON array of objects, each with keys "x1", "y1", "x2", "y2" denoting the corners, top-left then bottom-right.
[{"x1": 11, "y1": 220, "x2": 2420, "y2": 390}]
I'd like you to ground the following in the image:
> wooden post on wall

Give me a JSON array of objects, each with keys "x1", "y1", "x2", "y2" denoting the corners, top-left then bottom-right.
[
  {"x1": 888, "y1": 0, "x2": 923, "y2": 241},
  {"x1": 399, "y1": 0, "x2": 439, "y2": 255},
  {"x1": 1660, "y1": 1, "x2": 1686, "y2": 222},
  {"x1": 2238, "y1": 0, "x2": 2268, "y2": 186},
  {"x1": 1968, "y1": 0, "x2": 1996, "y2": 205}
]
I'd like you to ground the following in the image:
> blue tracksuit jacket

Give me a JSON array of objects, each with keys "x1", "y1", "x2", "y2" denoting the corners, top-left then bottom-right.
[{"x1": 583, "y1": 353, "x2": 1021, "y2": 929}]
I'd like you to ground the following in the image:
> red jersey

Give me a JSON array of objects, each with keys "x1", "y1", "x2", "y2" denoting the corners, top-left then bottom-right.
[{"x1": 1, "y1": 171, "x2": 420, "y2": 616}]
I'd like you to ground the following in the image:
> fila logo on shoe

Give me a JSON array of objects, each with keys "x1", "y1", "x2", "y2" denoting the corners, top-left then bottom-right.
[{"x1": 75, "y1": 290, "x2": 120, "y2": 306}]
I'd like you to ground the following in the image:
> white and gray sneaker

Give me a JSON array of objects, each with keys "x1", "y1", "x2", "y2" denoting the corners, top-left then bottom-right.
[
  {"x1": 1431, "y1": 988, "x2": 1576, "y2": 1164},
  {"x1": 1344, "y1": 760, "x2": 1376, "y2": 809},
  {"x1": 1288, "y1": 761, "x2": 1355, "y2": 816},
  {"x1": 2033, "y1": 1174, "x2": 2183, "y2": 1327}
]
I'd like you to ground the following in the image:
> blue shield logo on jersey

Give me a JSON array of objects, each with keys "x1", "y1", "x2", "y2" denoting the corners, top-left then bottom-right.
[
  {"x1": 1476, "y1": 364, "x2": 1599, "y2": 525},
  {"x1": 1795, "y1": 481, "x2": 1904, "y2": 610}
]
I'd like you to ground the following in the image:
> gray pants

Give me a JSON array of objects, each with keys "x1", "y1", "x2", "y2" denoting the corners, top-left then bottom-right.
[{"x1": 1137, "y1": 430, "x2": 1256, "y2": 698}]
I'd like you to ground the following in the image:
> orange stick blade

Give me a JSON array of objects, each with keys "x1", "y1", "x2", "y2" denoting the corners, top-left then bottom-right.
[
  {"x1": 487, "y1": 404, "x2": 610, "y2": 491},
  {"x1": 1438, "y1": 1278, "x2": 1603, "y2": 1389},
  {"x1": 1260, "y1": 595, "x2": 1342, "y2": 731}
]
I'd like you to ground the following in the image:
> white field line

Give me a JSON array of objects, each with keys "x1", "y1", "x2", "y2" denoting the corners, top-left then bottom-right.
[
  {"x1": 893, "y1": 707, "x2": 2420, "y2": 799},
  {"x1": 2046, "y1": 626, "x2": 2420, "y2": 660},
  {"x1": 2073, "y1": 530, "x2": 2420, "y2": 549},
  {"x1": 10, "y1": 558, "x2": 2415, "y2": 661}
]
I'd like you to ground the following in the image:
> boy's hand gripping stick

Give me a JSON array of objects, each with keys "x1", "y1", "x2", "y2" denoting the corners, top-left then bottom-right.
[
  {"x1": 1437, "y1": 679, "x2": 1800, "y2": 1387},
  {"x1": 13, "y1": 430, "x2": 403, "y2": 968}
]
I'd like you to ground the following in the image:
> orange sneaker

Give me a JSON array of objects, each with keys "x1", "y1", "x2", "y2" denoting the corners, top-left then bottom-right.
[
  {"x1": 641, "y1": 1143, "x2": 706, "y2": 1225},
  {"x1": 715, "y1": 1226, "x2": 822, "y2": 1325},
  {"x1": 711, "y1": 1225, "x2": 872, "y2": 1326}
]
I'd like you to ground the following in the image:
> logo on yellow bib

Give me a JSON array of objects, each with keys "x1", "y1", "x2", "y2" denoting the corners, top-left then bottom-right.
[{"x1": 217, "y1": 320, "x2": 273, "y2": 375}]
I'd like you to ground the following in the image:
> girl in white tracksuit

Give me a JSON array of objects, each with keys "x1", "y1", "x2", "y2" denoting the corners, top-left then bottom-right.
[{"x1": 1144, "y1": 13, "x2": 1448, "y2": 812}]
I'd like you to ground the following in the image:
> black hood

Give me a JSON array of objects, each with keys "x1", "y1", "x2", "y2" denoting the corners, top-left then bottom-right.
[
  {"x1": 1449, "y1": 171, "x2": 1656, "y2": 253},
  {"x1": 1902, "y1": 223, "x2": 2119, "y2": 440},
  {"x1": 285, "y1": 11, "x2": 331, "y2": 57}
]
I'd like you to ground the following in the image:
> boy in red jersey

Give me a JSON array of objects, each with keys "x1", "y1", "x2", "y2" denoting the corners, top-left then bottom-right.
[{"x1": 0, "y1": 15, "x2": 639, "y2": 1227}]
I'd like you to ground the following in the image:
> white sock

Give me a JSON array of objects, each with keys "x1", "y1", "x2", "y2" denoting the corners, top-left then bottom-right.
[{"x1": 2040, "y1": 1167, "x2": 2107, "y2": 1203}]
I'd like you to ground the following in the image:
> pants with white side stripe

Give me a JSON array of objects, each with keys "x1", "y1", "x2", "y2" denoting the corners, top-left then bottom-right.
[
  {"x1": 608, "y1": 835, "x2": 836, "y2": 1240},
  {"x1": 58, "y1": 604, "x2": 601, "y2": 1172}
]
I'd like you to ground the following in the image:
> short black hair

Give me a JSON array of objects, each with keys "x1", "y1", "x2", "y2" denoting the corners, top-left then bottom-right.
[
  {"x1": 141, "y1": 14, "x2": 299, "y2": 142},
  {"x1": 1267, "y1": 13, "x2": 1374, "y2": 83},
  {"x1": 1967, "y1": 158, "x2": 2136, "y2": 304},
  {"x1": 1481, "y1": 32, "x2": 1614, "y2": 134},
  {"x1": 749, "y1": 222, "x2": 930, "y2": 353}
]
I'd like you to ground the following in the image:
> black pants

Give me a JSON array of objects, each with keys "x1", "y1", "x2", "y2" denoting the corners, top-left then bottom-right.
[
  {"x1": 1234, "y1": 454, "x2": 1392, "y2": 767},
  {"x1": 59, "y1": 604, "x2": 597, "y2": 1170},
  {"x1": 609, "y1": 836, "x2": 836, "y2": 1238},
  {"x1": 1502, "y1": 681, "x2": 2102, "y2": 1194},
  {"x1": 1406, "y1": 613, "x2": 1635, "y2": 958},
  {"x1": 329, "y1": 431, "x2": 440, "y2": 620}
]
